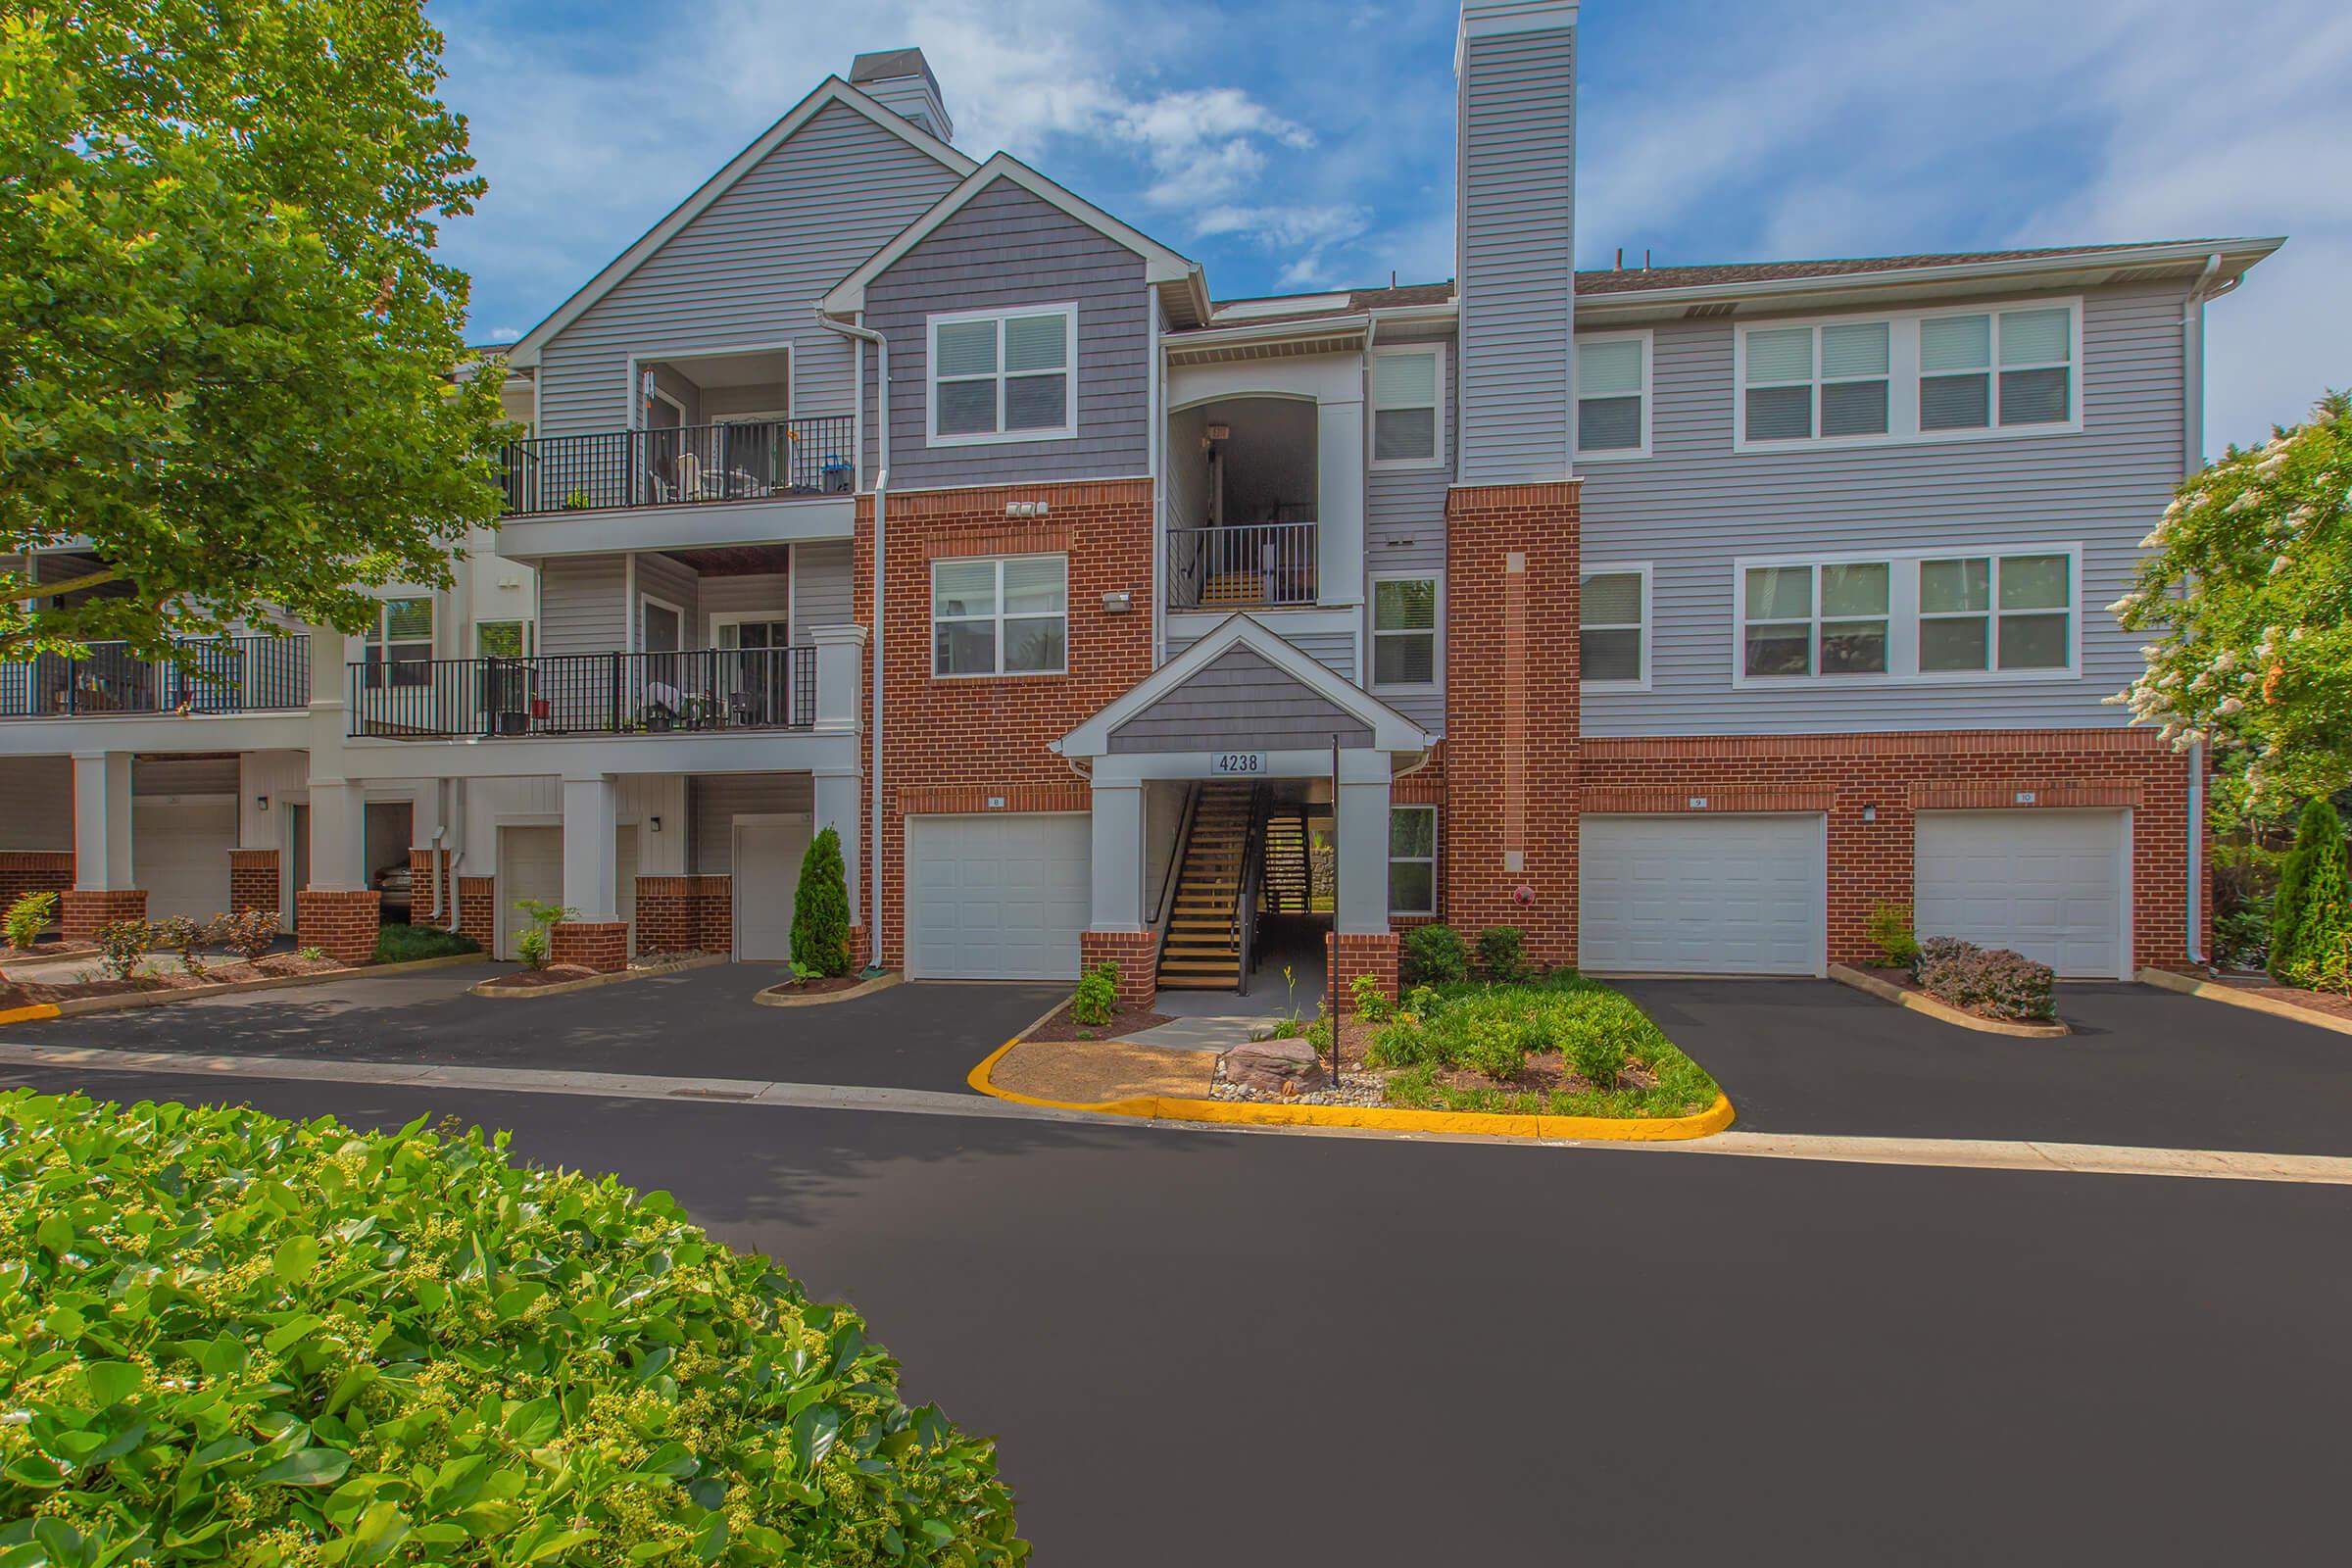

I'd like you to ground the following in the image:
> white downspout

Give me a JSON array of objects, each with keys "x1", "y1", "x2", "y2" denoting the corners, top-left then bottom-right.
[
  {"x1": 2180, "y1": 254, "x2": 2232, "y2": 967},
  {"x1": 815, "y1": 308, "x2": 889, "y2": 972}
]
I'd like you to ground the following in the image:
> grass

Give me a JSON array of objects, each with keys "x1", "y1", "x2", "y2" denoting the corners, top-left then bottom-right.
[
  {"x1": 370, "y1": 922, "x2": 481, "y2": 963},
  {"x1": 1366, "y1": 971, "x2": 1719, "y2": 1119}
]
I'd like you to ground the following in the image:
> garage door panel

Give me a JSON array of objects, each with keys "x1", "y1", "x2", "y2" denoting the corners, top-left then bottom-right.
[
  {"x1": 906, "y1": 814, "x2": 1088, "y2": 981},
  {"x1": 1580, "y1": 814, "x2": 1824, "y2": 976},
  {"x1": 135, "y1": 796, "x2": 238, "y2": 923},
  {"x1": 1914, "y1": 809, "x2": 2126, "y2": 979}
]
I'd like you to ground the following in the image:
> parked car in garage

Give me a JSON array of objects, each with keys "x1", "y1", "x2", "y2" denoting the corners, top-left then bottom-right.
[{"x1": 372, "y1": 861, "x2": 412, "y2": 921}]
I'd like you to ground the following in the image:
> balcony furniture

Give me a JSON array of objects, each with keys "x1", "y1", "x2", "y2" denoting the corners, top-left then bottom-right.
[
  {"x1": 498, "y1": 416, "x2": 853, "y2": 516},
  {"x1": 348, "y1": 646, "x2": 817, "y2": 739}
]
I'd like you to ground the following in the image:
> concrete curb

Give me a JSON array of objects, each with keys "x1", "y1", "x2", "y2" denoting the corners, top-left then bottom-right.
[
  {"x1": 11, "y1": 952, "x2": 490, "y2": 1022},
  {"x1": 1828, "y1": 962, "x2": 2071, "y2": 1038},
  {"x1": 470, "y1": 952, "x2": 725, "y2": 999},
  {"x1": 2136, "y1": 964, "x2": 2352, "y2": 1037},
  {"x1": 966, "y1": 1037, "x2": 1738, "y2": 1142},
  {"x1": 753, "y1": 971, "x2": 904, "y2": 1008}
]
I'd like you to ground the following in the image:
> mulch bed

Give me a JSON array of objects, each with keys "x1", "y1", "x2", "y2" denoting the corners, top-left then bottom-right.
[
  {"x1": 765, "y1": 973, "x2": 866, "y2": 998},
  {"x1": 0, "y1": 952, "x2": 348, "y2": 1007},
  {"x1": 1852, "y1": 961, "x2": 2054, "y2": 1025},
  {"x1": 3, "y1": 940, "x2": 93, "y2": 961},
  {"x1": 1027, "y1": 999, "x2": 1173, "y2": 1043},
  {"x1": 473, "y1": 965, "x2": 599, "y2": 992}
]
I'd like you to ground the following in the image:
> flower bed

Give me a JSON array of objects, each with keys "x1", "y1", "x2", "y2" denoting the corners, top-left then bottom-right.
[
  {"x1": 1910, "y1": 937, "x2": 2057, "y2": 1022},
  {"x1": 0, "y1": 951, "x2": 350, "y2": 1008},
  {"x1": 0, "y1": 1091, "x2": 1025, "y2": 1564}
]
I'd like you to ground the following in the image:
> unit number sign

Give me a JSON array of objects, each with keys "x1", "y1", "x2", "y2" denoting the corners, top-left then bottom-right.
[{"x1": 1212, "y1": 752, "x2": 1268, "y2": 776}]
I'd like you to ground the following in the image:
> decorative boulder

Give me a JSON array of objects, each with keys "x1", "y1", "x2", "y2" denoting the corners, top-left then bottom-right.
[{"x1": 1221, "y1": 1038, "x2": 1329, "y2": 1095}]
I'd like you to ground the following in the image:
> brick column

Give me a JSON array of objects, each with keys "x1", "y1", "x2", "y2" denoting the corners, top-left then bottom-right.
[
  {"x1": 0, "y1": 853, "x2": 75, "y2": 911},
  {"x1": 550, "y1": 920, "x2": 629, "y2": 973},
  {"x1": 62, "y1": 889, "x2": 146, "y2": 942},
  {"x1": 697, "y1": 877, "x2": 734, "y2": 956},
  {"x1": 1327, "y1": 931, "x2": 1401, "y2": 1011},
  {"x1": 457, "y1": 876, "x2": 497, "y2": 953},
  {"x1": 1444, "y1": 480, "x2": 1582, "y2": 967},
  {"x1": 409, "y1": 848, "x2": 449, "y2": 925},
  {"x1": 228, "y1": 850, "x2": 280, "y2": 917},
  {"x1": 1079, "y1": 930, "x2": 1157, "y2": 1009},
  {"x1": 296, "y1": 889, "x2": 380, "y2": 963}
]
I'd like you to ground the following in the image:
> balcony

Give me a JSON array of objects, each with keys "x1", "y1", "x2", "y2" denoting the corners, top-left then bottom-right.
[
  {"x1": 348, "y1": 646, "x2": 816, "y2": 740},
  {"x1": 499, "y1": 417, "x2": 855, "y2": 517},
  {"x1": 0, "y1": 635, "x2": 311, "y2": 717},
  {"x1": 1166, "y1": 521, "x2": 1319, "y2": 610}
]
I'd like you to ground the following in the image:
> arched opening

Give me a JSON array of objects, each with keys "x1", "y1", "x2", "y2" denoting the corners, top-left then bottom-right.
[{"x1": 1165, "y1": 395, "x2": 1318, "y2": 610}]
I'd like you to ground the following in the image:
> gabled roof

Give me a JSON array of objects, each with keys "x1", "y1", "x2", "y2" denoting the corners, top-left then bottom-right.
[
  {"x1": 820, "y1": 152, "x2": 1212, "y2": 328},
  {"x1": 1055, "y1": 615, "x2": 1433, "y2": 760},
  {"x1": 504, "y1": 78, "x2": 978, "y2": 368}
]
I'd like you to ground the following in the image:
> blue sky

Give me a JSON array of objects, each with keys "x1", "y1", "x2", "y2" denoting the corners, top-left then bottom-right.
[{"x1": 434, "y1": 0, "x2": 2351, "y2": 453}]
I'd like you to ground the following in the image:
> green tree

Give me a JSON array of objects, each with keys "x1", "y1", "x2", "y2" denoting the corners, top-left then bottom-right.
[
  {"x1": 2274, "y1": 800, "x2": 2350, "y2": 985},
  {"x1": 792, "y1": 826, "x2": 852, "y2": 977},
  {"x1": 2270, "y1": 798, "x2": 2343, "y2": 973},
  {"x1": 2108, "y1": 392, "x2": 2352, "y2": 805},
  {"x1": 0, "y1": 0, "x2": 506, "y2": 658}
]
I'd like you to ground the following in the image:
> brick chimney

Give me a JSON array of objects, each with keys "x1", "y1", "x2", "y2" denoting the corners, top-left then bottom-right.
[
  {"x1": 1455, "y1": 2, "x2": 1578, "y2": 484},
  {"x1": 850, "y1": 48, "x2": 955, "y2": 143}
]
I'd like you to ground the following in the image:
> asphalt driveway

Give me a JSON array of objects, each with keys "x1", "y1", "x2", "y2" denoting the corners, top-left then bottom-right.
[
  {"x1": 23, "y1": 962, "x2": 1061, "y2": 1094},
  {"x1": 1624, "y1": 978, "x2": 2352, "y2": 1156}
]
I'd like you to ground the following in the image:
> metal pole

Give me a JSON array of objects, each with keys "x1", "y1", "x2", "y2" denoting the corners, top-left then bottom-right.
[{"x1": 1329, "y1": 733, "x2": 1340, "y2": 1077}]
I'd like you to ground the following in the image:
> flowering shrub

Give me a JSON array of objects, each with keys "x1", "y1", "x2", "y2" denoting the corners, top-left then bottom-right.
[
  {"x1": 216, "y1": 907, "x2": 282, "y2": 961},
  {"x1": 2107, "y1": 391, "x2": 2352, "y2": 803},
  {"x1": 1911, "y1": 936, "x2": 2057, "y2": 1022},
  {"x1": 0, "y1": 1092, "x2": 1026, "y2": 1565},
  {"x1": 91, "y1": 919, "x2": 150, "y2": 982}
]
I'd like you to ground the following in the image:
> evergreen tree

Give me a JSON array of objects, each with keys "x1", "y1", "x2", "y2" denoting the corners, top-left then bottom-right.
[
  {"x1": 791, "y1": 827, "x2": 852, "y2": 977},
  {"x1": 2272, "y1": 798, "x2": 2345, "y2": 979}
]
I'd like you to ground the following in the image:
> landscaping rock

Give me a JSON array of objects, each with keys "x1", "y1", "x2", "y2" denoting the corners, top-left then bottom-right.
[{"x1": 1220, "y1": 1038, "x2": 1329, "y2": 1095}]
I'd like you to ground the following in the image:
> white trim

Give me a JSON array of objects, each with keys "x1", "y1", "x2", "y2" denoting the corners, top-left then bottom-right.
[
  {"x1": 624, "y1": 338, "x2": 798, "y2": 430},
  {"x1": 1368, "y1": 342, "x2": 1446, "y2": 471},
  {"x1": 1367, "y1": 570, "x2": 1444, "y2": 696},
  {"x1": 509, "y1": 80, "x2": 977, "y2": 367},
  {"x1": 1388, "y1": 803, "x2": 1438, "y2": 917},
  {"x1": 1579, "y1": 561, "x2": 1651, "y2": 692},
  {"x1": 925, "y1": 304, "x2": 1079, "y2": 448},
  {"x1": 710, "y1": 610, "x2": 791, "y2": 648},
  {"x1": 638, "y1": 592, "x2": 685, "y2": 655},
  {"x1": 1572, "y1": 329, "x2": 1652, "y2": 462},
  {"x1": 646, "y1": 385, "x2": 688, "y2": 426},
  {"x1": 1729, "y1": 542, "x2": 2083, "y2": 689},
  {"x1": 930, "y1": 553, "x2": 1069, "y2": 678},
  {"x1": 821, "y1": 152, "x2": 1207, "y2": 324},
  {"x1": 1733, "y1": 296, "x2": 2085, "y2": 454}
]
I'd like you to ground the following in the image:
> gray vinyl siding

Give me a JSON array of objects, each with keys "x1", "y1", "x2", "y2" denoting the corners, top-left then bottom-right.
[
  {"x1": 533, "y1": 101, "x2": 962, "y2": 438},
  {"x1": 0, "y1": 757, "x2": 71, "y2": 850},
  {"x1": 1578, "y1": 284, "x2": 2188, "y2": 736},
  {"x1": 1164, "y1": 626, "x2": 1354, "y2": 684},
  {"x1": 863, "y1": 177, "x2": 1151, "y2": 489},
  {"x1": 689, "y1": 773, "x2": 814, "y2": 875},
  {"x1": 788, "y1": 541, "x2": 855, "y2": 642},
  {"x1": 1455, "y1": 25, "x2": 1576, "y2": 486},
  {"x1": 632, "y1": 554, "x2": 701, "y2": 647},
  {"x1": 1110, "y1": 649, "x2": 1371, "y2": 753},
  {"x1": 538, "y1": 557, "x2": 628, "y2": 655},
  {"x1": 695, "y1": 574, "x2": 791, "y2": 646},
  {"x1": 1366, "y1": 320, "x2": 1457, "y2": 733}
]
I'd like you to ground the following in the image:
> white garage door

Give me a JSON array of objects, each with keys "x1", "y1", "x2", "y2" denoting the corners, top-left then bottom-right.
[
  {"x1": 497, "y1": 825, "x2": 636, "y2": 960},
  {"x1": 1580, "y1": 813, "x2": 1826, "y2": 975},
  {"x1": 1915, "y1": 809, "x2": 2128, "y2": 979},
  {"x1": 733, "y1": 815, "x2": 812, "y2": 961},
  {"x1": 134, "y1": 795, "x2": 237, "y2": 923},
  {"x1": 906, "y1": 814, "x2": 1089, "y2": 981}
]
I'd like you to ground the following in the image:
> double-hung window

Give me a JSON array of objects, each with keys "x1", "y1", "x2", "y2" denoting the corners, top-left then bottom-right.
[
  {"x1": 928, "y1": 306, "x2": 1076, "y2": 445},
  {"x1": 1389, "y1": 806, "x2": 1437, "y2": 917},
  {"x1": 366, "y1": 596, "x2": 434, "y2": 688},
  {"x1": 1580, "y1": 566, "x2": 1648, "y2": 687},
  {"x1": 1370, "y1": 576, "x2": 1439, "y2": 688},
  {"x1": 1737, "y1": 545, "x2": 2078, "y2": 683},
  {"x1": 1920, "y1": 307, "x2": 2075, "y2": 431},
  {"x1": 1918, "y1": 553, "x2": 2072, "y2": 672},
  {"x1": 1740, "y1": 300, "x2": 2080, "y2": 449},
  {"x1": 1743, "y1": 321, "x2": 1890, "y2": 443},
  {"x1": 1576, "y1": 334, "x2": 1649, "y2": 458},
  {"x1": 1371, "y1": 345, "x2": 1444, "y2": 467},
  {"x1": 1742, "y1": 562, "x2": 1889, "y2": 678},
  {"x1": 932, "y1": 556, "x2": 1067, "y2": 677}
]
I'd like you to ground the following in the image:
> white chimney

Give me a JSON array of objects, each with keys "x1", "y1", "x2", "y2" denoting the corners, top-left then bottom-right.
[{"x1": 850, "y1": 48, "x2": 954, "y2": 143}]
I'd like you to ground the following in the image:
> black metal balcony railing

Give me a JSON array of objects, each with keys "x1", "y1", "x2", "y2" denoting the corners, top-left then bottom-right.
[
  {"x1": 348, "y1": 646, "x2": 817, "y2": 739},
  {"x1": 0, "y1": 635, "x2": 311, "y2": 717},
  {"x1": 1166, "y1": 521, "x2": 1319, "y2": 610},
  {"x1": 499, "y1": 416, "x2": 856, "y2": 516}
]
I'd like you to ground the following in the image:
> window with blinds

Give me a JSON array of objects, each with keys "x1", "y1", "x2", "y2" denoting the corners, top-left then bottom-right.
[
  {"x1": 1576, "y1": 335, "x2": 1648, "y2": 457},
  {"x1": 1580, "y1": 566, "x2": 1648, "y2": 686},
  {"x1": 1370, "y1": 576, "x2": 1440, "y2": 687},
  {"x1": 1739, "y1": 300, "x2": 2079, "y2": 449},
  {"x1": 1371, "y1": 346, "x2": 1445, "y2": 467},
  {"x1": 927, "y1": 306, "x2": 1076, "y2": 446}
]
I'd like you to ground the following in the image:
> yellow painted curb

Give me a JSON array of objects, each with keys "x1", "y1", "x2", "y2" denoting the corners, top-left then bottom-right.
[
  {"x1": 2137, "y1": 965, "x2": 2352, "y2": 1037},
  {"x1": 965, "y1": 1037, "x2": 1736, "y2": 1142},
  {"x1": 0, "y1": 1004, "x2": 62, "y2": 1028},
  {"x1": 1827, "y1": 962, "x2": 2070, "y2": 1038}
]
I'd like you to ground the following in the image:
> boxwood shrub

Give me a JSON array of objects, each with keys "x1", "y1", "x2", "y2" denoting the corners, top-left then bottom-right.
[{"x1": 0, "y1": 1092, "x2": 1025, "y2": 1565}]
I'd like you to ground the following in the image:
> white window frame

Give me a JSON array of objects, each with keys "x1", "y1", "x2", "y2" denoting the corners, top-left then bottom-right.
[
  {"x1": 369, "y1": 595, "x2": 435, "y2": 661},
  {"x1": 1573, "y1": 330, "x2": 1652, "y2": 462},
  {"x1": 1369, "y1": 343, "x2": 1447, "y2": 471},
  {"x1": 1730, "y1": 542, "x2": 2082, "y2": 689},
  {"x1": 925, "y1": 304, "x2": 1079, "y2": 448},
  {"x1": 1579, "y1": 562, "x2": 1651, "y2": 692},
  {"x1": 1388, "y1": 805, "x2": 1438, "y2": 917},
  {"x1": 1732, "y1": 296, "x2": 2084, "y2": 455},
  {"x1": 637, "y1": 593, "x2": 686, "y2": 654},
  {"x1": 930, "y1": 554, "x2": 1069, "y2": 679},
  {"x1": 1367, "y1": 570, "x2": 1444, "y2": 693},
  {"x1": 473, "y1": 618, "x2": 533, "y2": 659},
  {"x1": 1914, "y1": 551, "x2": 2081, "y2": 679},
  {"x1": 710, "y1": 611, "x2": 791, "y2": 649}
]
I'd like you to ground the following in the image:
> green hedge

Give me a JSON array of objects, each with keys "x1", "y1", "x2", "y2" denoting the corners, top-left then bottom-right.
[
  {"x1": 0, "y1": 1093, "x2": 1025, "y2": 1566},
  {"x1": 371, "y1": 923, "x2": 481, "y2": 964}
]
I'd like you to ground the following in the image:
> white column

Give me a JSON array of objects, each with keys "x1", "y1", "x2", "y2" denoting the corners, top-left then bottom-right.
[
  {"x1": 562, "y1": 773, "x2": 618, "y2": 921},
  {"x1": 306, "y1": 777, "x2": 368, "y2": 890},
  {"x1": 1316, "y1": 391, "x2": 1366, "y2": 611},
  {"x1": 71, "y1": 751, "x2": 134, "y2": 890},
  {"x1": 812, "y1": 767, "x2": 862, "y2": 927},
  {"x1": 808, "y1": 623, "x2": 867, "y2": 735},
  {"x1": 1333, "y1": 754, "x2": 1392, "y2": 937},
  {"x1": 1089, "y1": 781, "x2": 1146, "y2": 932}
]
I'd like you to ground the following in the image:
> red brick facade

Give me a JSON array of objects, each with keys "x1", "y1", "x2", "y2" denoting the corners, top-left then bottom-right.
[
  {"x1": 1443, "y1": 481, "x2": 1583, "y2": 966},
  {"x1": 550, "y1": 919, "x2": 629, "y2": 973},
  {"x1": 0, "y1": 853, "x2": 74, "y2": 915},
  {"x1": 296, "y1": 889, "x2": 380, "y2": 964},
  {"x1": 457, "y1": 875, "x2": 497, "y2": 953},
  {"x1": 1327, "y1": 931, "x2": 1400, "y2": 1011},
  {"x1": 858, "y1": 479, "x2": 1155, "y2": 969},
  {"x1": 1079, "y1": 929, "x2": 1158, "y2": 1008},
  {"x1": 636, "y1": 875, "x2": 732, "y2": 956},
  {"x1": 228, "y1": 850, "x2": 279, "y2": 918},
  {"x1": 61, "y1": 888, "x2": 145, "y2": 941},
  {"x1": 408, "y1": 849, "x2": 450, "y2": 926}
]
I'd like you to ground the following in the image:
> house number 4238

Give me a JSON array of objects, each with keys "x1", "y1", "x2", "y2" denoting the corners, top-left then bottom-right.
[{"x1": 1212, "y1": 752, "x2": 1267, "y2": 775}]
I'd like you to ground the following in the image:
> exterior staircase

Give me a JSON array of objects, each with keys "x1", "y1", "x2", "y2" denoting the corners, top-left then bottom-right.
[
  {"x1": 1157, "y1": 783, "x2": 1256, "y2": 991},
  {"x1": 1261, "y1": 808, "x2": 1311, "y2": 914}
]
